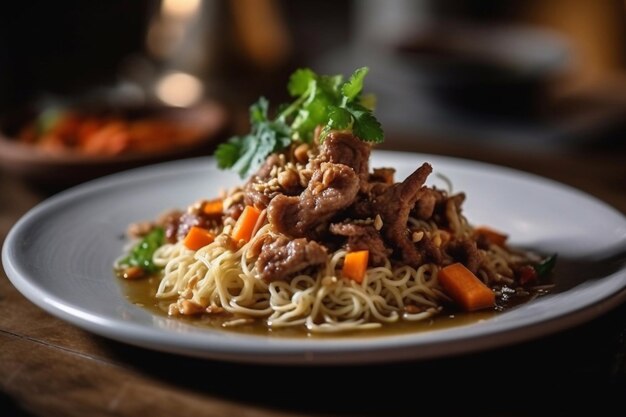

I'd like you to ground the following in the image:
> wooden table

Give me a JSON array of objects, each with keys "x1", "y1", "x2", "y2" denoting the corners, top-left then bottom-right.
[{"x1": 1, "y1": 139, "x2": 625, "y2": 417}]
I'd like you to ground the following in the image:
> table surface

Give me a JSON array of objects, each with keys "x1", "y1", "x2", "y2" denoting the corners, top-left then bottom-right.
[{"x1": 1, "y1": 138, "x2": 625, "y2": 417}]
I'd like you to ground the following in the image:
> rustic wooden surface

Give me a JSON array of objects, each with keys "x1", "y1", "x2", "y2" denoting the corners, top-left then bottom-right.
[{"x1": 1, "y1": 139, "x2": 625, "y2": 417}]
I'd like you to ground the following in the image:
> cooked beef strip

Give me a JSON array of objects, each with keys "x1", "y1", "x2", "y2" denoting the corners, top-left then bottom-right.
[
  {"x1": 268, "y1": 162, "x2": 359, "y2": 238},
  {"x1": 254, "y1": 153, "x2": 280, "y2": 179},
  {"x1": 411, "y1": 187, "x2": 466, "y2": 231},
  {"x1": 444, "y1": 192, "x2": 466, "y2": 231},
  {"x1": 370, "y1": 167, "x2": 395, "y2": 185},
  {"x1": 256, "y1": 235, "x2": 327, "y2": 282},
  {"x1": 314, "y1": 131, "x2": 371, "y2": 192},
  {"x1": 446, "y1": 238, "x2": 482, "y2": 274},
  {"x1": 329, "y1": 222, "x2": 391, "y2": 266},
  {"x1": 370, "y1": 163, "x2": 435, "y2": 268},
  {"x1": 154, "y1": 210, "x2": 183, "y2": 243},
  {"x1": 415, "y1": 234, "x2": 443, "y2": 265},
  {"x1": 224, "y1": 201, "x2": 244, "y2": 221},
  {"x1": 156, "y1": 208, "x2": 217, "y2": 243},
  {"x1": 412, "y1": 188, "x2": 443, "y2": 220},
  {"x1": 243, "y1": 154, "x2": 281, "y2": 209}
]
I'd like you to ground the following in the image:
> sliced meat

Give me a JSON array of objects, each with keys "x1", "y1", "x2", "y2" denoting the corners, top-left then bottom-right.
[
  {"x1": 157, "y1": 208, "x2": 219, "y2": 244},
  {"x1": 329, "y1": 222, "x2": 390, "y2": 266},
  {"x1": 444, "y1": 193, "x2": 466, "y2": 232},
  {"x1": 256, "y1": 235, "x2": 327, "y2": 282},
  {"x1": 370, "y1": 167, "x2": 395, "y2": 185},
  {"x1": 224, "y1": 201, "x2": 244, "y2": 221},
  {"x1": 268, "y1": 162, "x2": 359, "y2": 238},
  {"x1": 252, "y1": 153, "x2": 280, "y2": 180},
  {"x1": 160, "y1": 211, "x2": 182, "y2": 243},
  {"x1": 243, "y1": 154, "x2": 281, "y2": 209},
  {"x1": 371, "y1": 163, "x2": 433, "y2": 268},
  {"x1": 315, "y1": 132, "x2": 371, "y2": 192},
  {"x1": 412, "y1": 188, "x2": 444, "y2": 220},
  {"x1": 411, "y1": 188, "x2": 465, "y2": 229},
  {"x1": 446, "y1": 238, "x2": 482, "y2": 274},
  {"x1": 415, "y1": 234, "x2": 442, "y2": 265}
]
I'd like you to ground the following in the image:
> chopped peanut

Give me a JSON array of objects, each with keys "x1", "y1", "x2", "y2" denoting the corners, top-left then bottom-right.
[
  {"x1": 412, "y1": 231, "x2": 424, "y2": 242},
  {"x1": 181, "y1": 300, "x2": 204, "y2": 315},
  {"x1": 294, "y1": 143, "x2": 310, "y2": 164},
  {"x1": 374, "y1": 215, "x2": 383, "y2": 231}
]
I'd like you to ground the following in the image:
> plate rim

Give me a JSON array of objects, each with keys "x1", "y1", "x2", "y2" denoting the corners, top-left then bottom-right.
[{"x1": 3, "y1": 151, "x2": 626, "y2": 364}]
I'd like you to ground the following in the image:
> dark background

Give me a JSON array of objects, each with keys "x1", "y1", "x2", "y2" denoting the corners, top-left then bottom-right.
[{"x1": 1, "y1": 0, "x2": 625, "y2": 155}]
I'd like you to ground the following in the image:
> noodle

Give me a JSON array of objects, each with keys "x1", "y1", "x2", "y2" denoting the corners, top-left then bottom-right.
[
  {"x1": 114, "y1": 67, "x2": 558, "y2": 334},
  {"x1": 117, "y1": 130, "x2": 553, "y2": 334},
  {"x1": 147, "y1": 196, "x2": 531, "y2": 333}
]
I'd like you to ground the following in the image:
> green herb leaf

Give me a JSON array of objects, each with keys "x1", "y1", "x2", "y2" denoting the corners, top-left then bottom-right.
[
  {"x1": 250, "y1": 96, "x2": 269, "y2": 123},
  {"x1": 534, "y1": 253, "x2": 557, "y2": 277},
  {"x1": 320, "y1": 106, "x2": 353, "y2": 141},
  {"x1": 327, "y1": 106, "x2": 352, "y2": 130},
  {"x1": 228, "y1": 121, "x2": 291, "y2": 178},
  {"x1": 348, "y1": 104, "x2": 384, "y2": 143},
  {"x1": 318, "y1": 74, "x2": 344, "y2": 95},
  {"x1": 214, "y1": 141, "x2": 241, "y2": 169},
  {"x1": 215, "y1": 67, "x2": 384, "y2": 176},
  {"x1": 119, "y1": 227, "x2": 165, "y2": 273},
  {"x1": 230, "y1": 134, "x2": 258, "y2": 177},
  {"x1": 288, "y1": 68, "x2": 315, "y2": 97},
  {"x1": 341, "y1": 67, "x2": 369, "y2": 101}
]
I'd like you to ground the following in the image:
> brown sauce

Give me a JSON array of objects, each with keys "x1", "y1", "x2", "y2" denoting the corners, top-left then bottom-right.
[{"x1": 116, "y1": 273, "x2": 545, "y2": 339}]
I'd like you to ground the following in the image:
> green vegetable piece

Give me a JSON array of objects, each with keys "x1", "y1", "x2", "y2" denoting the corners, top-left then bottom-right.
[
  {"x1": 250, "y1": 96, "x2": 269, "y2": 123},
  {"x1": 288, "y1": 68, "x2": 315, "y2": 97},
  {"x1": 119, "y1": 227, "x2": 165, "y2": 273},
  {"x1": 215, "y1": 97, "x2": 291, "y2": 178},
  {"x1": 214, "y1": 66, "x2": 384, "y2": 177},
  {"x1": 318, "y1": 74, "x2": 344, "y2": 95},
  {"x1": 350, "y1": 106, "x2": 384, "y2": 143},
  {"x1": 341, "y1": 67, "x2": 369, "y2": 101},
  {"x1": 534, "y1": 253, "x2": 557, "y2": 277},
  {"x1": 215, "y1": 141, "x2": 240, "y2": 169},
  {"x1": 327, "y1": 106, "x2": 352, "y2": 130}
]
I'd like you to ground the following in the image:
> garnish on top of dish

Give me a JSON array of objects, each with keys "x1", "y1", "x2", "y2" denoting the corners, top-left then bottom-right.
[{"x1": 115, "y1": 67, "x2": 556, "y2": 333}]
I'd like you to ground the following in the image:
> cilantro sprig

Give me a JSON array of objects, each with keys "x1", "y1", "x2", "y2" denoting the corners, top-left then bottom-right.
[
  {"x1": 215, "y1": 67, "x2": 383, "y2": 178},
  {"x1": 118, "y1": 227, "x2": 165, "y2": 274}
]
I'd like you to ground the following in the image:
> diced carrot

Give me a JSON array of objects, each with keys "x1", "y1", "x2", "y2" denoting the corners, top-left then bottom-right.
[
  {"x1": 202, "y1": 199, "x2": 223, "y2": 217},
  {"x1": 231, "y1": 205, "x2": 261, "y2": 243},
  {"x1": 438, "y1": 263, "x2": 495, "y2": 311},
  {"x1": 474, "y1": 226, "x2": 508, "y2": 246},
  {"x1": 342, "y1": 250, "x2": 369, "y2": 283},
  {"x1": 183, "y1": 226, "x2": 214, "y2": 250}
]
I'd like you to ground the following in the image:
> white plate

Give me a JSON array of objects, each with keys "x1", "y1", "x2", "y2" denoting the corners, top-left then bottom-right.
[{"x1": 3, "y1": 152, "x2": 626, "y2": 364}]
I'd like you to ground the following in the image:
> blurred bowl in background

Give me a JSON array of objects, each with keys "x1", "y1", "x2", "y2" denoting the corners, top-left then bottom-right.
[
  {"x1": 0, "y1": 98, "x2": 228, "y2": 188},
  {"x1": 394, "y1": 23, "x2": 571, "y2": 117}
]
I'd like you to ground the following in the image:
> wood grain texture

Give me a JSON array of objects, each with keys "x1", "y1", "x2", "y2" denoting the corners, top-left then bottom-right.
[{"x1": 0, "y1": 332, "x2": 308, "y2": 417}]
